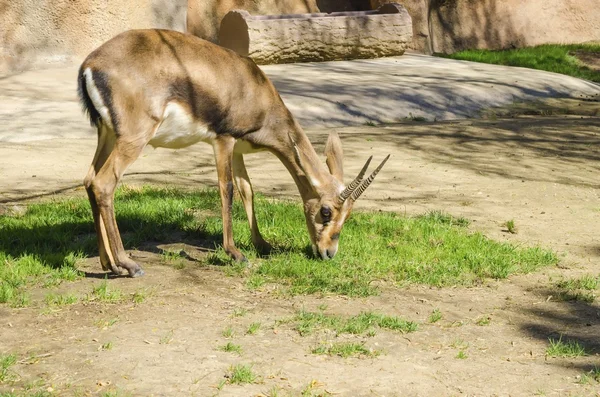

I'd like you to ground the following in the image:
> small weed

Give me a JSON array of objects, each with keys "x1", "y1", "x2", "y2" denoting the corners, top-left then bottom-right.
[
  {"x1": 546, "y1": 336, "x2": 587, "y2": 358},
  {"x1": 95, "y1": 318, "x2": 118, "y2": 329},
  {"x1": 364, "y1": 120, "x2": 376, "y2": 127},
  {"x1": 317, "y1": 304, "x2": 328, "y2": 312},
  {"x1": 0, "y1": 354, "x2": 17, "y2": 383},
  {"x1": 451, "y1": 339, "x2": 469, "y2": 350},
  {"x1": 131, "y1": 288, "x2": 150, "y2": 304},
  {"x1": 89, "y1": 279, "x2": 122, "y2": 303},
  {"x1": 45, "y1": 293, "x2": 78, "y2": 306},
  {"x1": 476, "y1": 316, "x2": 491, "y2": 326},
  {"x1": 226, "y1": 364, "x2": 257, "y2": 385},
  {"x1": 312, "y1": 342, "x2": 380, "y2": 358},
  {"x1": 505, "y1": 220, "x2": 517, "y2": 234},
  {"x1": 265, "y1": 386, "x2": 282, "y2": 397},
  {"x1": 231, "y1": 308, "x2": 248, "y2": 318},
  {"x1": 101, "y1": 342, "x2": 113, "y2": 351},
  {"x1": 219, "y1": 342, "x2": 243, "y2": 355},
  {"x1": 159, "y1": 330, "x2": 174, "y2": 345},
  {"x1": 246, "y1": 322, "x2": 261, "y2": 335},
  {"x1": 429, "y1": 309, "x2": 442, "y2": 323},
  {"x1": 456, "y1": 350, "x2": 468, "y2": 359},
  {"x1": 301, "y1": 380, "x2": 331, "y2": 397},
  {"x1": 222, "y1": 327, "x2": 235, "y2": 339},
  {"x1": 216, "y1": 379, "x2": 227, "y2": 391}
]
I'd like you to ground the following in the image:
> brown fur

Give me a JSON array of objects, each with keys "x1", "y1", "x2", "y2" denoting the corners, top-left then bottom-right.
[{"x1": 78, "y1": 29, "x2": 385, "y2": 276}]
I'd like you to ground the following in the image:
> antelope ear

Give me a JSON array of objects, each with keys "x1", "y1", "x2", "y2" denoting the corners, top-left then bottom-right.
[{"x1": 325, "y1": 131, "x2": 344, "y2": 183}]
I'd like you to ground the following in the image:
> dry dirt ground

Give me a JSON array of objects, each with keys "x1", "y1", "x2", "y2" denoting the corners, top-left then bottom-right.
[{"x1": 1, "y1": 99, "x2": 600, "y2": 396}]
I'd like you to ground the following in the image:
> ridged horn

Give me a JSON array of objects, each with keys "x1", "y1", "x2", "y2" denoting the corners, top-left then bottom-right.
[
  {"x1": 350, "y1": 154, "x2": 390, "y2": 201},
  {"x1": 338, "y1": 156, "x2": 373, "y2": 203}
]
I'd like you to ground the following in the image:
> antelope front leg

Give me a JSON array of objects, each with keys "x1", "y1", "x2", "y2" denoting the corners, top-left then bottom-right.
[
  {"x1": 232, "y1": 153, "x2": 272, "y2": 255},
  {"x1": 213, "y1": 138, "x2": 247, "y2": 262}
]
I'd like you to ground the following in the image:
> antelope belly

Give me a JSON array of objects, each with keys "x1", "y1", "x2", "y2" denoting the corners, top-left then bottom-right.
[{"x1": 149, "y1": 102, "x2": 216, "y2": 149}]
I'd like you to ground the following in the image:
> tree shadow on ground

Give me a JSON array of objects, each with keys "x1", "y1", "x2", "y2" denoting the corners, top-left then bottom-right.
[
  {"x1": 339, "y1": 116, "x2": 600, "y2": 189},
  {"x1": 519, "y1": 284, "x2": 600, "y2": 372}
]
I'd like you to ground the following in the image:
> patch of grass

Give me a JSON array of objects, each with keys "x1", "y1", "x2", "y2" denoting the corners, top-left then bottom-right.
[
  {"x1": 555, "y1": 274, "x2": 599, "y2": 302},
  {"x1": 219, "y1": 342, "x2": 243, "y2": 355},
  {"x1": 45, "y1": 292, "x2": 78, "y2": 306},
  {"x1": 301, "y1": 381, "x2": 331, "y2": 397},
  {"x1": 292, "y1": 310, "x2": 417, "y2": 336},
  {"x1": 246, "y1": 274, "x2": 266, "y2": 289},
  {"x1": 505, "y1": 220, "x2": 517, "y2": 234},
  {"x1": 226, "y1": 364, "x2": 257, "y2": 385},
  {"x1": 101, "y1": 342, "x2": 113, "y2": 351},
  {"x1": 456, "y1": 350, "x2": 468, "y2": 359},
  {"x1": 88, "y1": 280, "x2": 122, "y2": 303},
  {"x1": 246, "y1": 322, "x2": 261, "y2": 335},
  {"x1": 131, "y1": 288, "x2": 150, "y2": 304},
  {"x1": 1, "y1": 187, "x2": 558, "y2": 298},
  {"x1": 556, "y1": 275, "x2": 600, "y2": 291},
  {"x1": 0, "y1": 354, "x2": 17, "y2": 383},
  {"x1": 312, "y1": 342, "x2": 380, "y2": 358},
  {"x1": 440, "y1": 44, "x2": 600, "y2": 83},
  {"x1": 476, "y1": 315, "x2": 491, "y2": 326},
  {"x1": 428, "y1": 309, "x2": 442, "y2": 323},
  {"x1": 222, "y1": 327, "x2": 235, "y2": 339},
  {"x1": 546, "y1": 336, "x2": 587, "y2": 358}
]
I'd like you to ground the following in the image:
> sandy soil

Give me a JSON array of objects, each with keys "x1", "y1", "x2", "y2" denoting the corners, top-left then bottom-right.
[{"x1": 1, "y1": 107, "x2": 600, "y2": 396}]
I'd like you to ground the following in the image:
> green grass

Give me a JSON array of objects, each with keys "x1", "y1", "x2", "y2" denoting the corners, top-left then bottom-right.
[
  {"x1": 226, "y1": 364, "x2": 257, "y2": 385},
  {"x1": 546, "y1": 336, "x2": 587, "y2": 358},
  {"x1": 428, "y1": 309, "x2": 442, "y2": 323},
  {"x1": 291, "y1": 310, "x2": 417, "y2": 336},
  {"x1": 88, "y1": 280, "x2": 123, "y2": 303},
  {"x1": 441, "y1": 44, "x2": 600, "y2": 83},
  {"x1": 505, "y1": 220, "x2": 517, "y2": 234},
  {"x1": 246, "y1": 322, "x2": 261, "y2": 335},
  {"x1": 222, "y1": 327, "x2": 235, "y2": 339},
  {"x1": 0, "y1": 186, "x2": 558, "y2": 299},
  {"x1": 219, "y1": 342, "x2": 243, "y2": 355},
  {"x1": 456, "y1": 350, "x2": 468, "y2": 359},
  {"x1": 45, "y1": 292, "x2": 78, "y2": 306},
  {"x1": 554, "y1": 274, "x2": 599, "y2": 302},
  {"x1": 312, "y1": 342, "x2": 380, "y2": 358},
  {"x1": 0, "y1": 354, "x2": 17, "y2": 383}
]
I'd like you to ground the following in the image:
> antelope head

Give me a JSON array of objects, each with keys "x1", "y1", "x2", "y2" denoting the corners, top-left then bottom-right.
[{"x1": 293, "y1": 132, "x2": 390, "y2": 259}]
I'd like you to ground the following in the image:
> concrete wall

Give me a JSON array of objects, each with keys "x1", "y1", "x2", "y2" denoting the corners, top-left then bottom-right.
[{"x1": 0, "y1": 0, "x2": 187, "y2": 74}]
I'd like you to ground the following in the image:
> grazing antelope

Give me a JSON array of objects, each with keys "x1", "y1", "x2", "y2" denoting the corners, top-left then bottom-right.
[{"x1": 78, "y1": 29, "x2": 389, "y2": 277}]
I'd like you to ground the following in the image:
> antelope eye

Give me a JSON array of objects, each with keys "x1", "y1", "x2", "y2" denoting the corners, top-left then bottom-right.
[{"x1": 320, "y1": 206, "x2": 332, "y2": 220}]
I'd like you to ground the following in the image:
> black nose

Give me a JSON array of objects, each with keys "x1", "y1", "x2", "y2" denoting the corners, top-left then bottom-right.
[{"x1": 325, "y1": 249, "x2": 334, "y2": 259}]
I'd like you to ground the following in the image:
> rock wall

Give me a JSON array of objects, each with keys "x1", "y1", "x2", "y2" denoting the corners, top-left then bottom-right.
[
  {"x1": 0, "y1": 0, "x2": 187, "y2": 74},
  {"x1": 371, "y1": 0, "x2": 600, "y2": 54}
]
